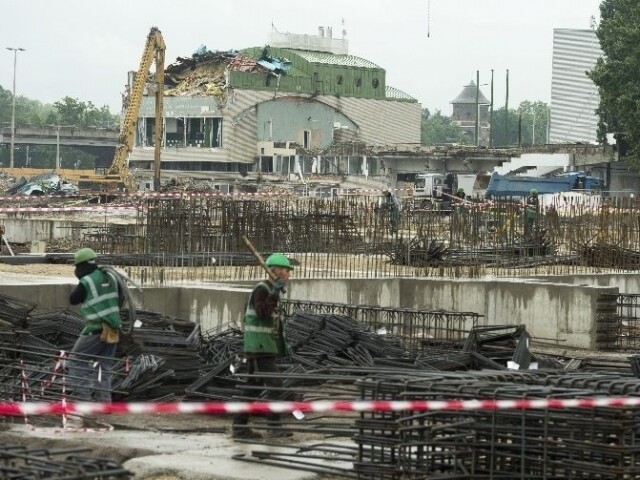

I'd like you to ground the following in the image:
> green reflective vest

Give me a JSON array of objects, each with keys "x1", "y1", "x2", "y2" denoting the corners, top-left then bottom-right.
[
  {"x1": 526, "y1": 196, "x2": 539, "y2": 220},
  {"x1": 79, "y1": 269, "x2": 121, "y2": 335},
  {"x1": 243, "y1": 281, "x2": 285, "y2": 355}
]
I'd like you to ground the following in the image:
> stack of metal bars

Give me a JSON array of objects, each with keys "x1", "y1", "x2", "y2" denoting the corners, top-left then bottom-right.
[{"x1": 353, "y1": 370, "x2": 640, "y2": 479}]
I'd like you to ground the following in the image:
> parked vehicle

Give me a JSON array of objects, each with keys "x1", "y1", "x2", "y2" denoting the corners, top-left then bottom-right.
[
  {"x1": 414, "y1": 172, "x2": 458, "y2": 209},
  {"x1": 485, "y1": 171, "x2": 605, "y2": 199}
]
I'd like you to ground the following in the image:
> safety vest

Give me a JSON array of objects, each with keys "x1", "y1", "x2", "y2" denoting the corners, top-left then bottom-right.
[
  {"x1": 79, "y1": 269, "x2": 121, "y2": 335},
  {"x1": 526, "y1": 196, "x2": 538, "y2": 220},
  {"x1": 243, "y1": 281, "x2": 285, "y2": 355}
]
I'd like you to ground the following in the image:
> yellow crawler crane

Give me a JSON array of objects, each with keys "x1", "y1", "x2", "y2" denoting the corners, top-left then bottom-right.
[{"x1": 79, "y1": 27, "x2": 165, "y2": 193}]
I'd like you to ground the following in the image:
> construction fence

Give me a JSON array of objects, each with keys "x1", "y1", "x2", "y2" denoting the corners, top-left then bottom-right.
[{"x1": 8, "y1": 193, "x2": 640, "y2": 284}]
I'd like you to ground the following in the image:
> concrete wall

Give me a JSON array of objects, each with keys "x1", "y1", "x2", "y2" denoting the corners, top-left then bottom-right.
[
  {"x1": 1, "y1": 282, "x2": 77, "y2": 311},
  {"x1": 0, "y1": 276, "x2": 619, "y2": 350},
  {"x1": 0, "y1": 217, "x2": 135, "y2": 243},
  {"x1": 397, "y1": 278, "x2": 614, "y2": 349},
  {"x1": 135, "y1": 284, "x2": 251, "y2": 332},
  {"x1": 529, "y1": 273, "x2": 640, "y2": 295}
]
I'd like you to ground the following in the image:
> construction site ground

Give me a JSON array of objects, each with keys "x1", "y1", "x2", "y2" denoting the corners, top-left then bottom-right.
[
  {"x1": 0, "y1": 411, "x2": 349, "y2": 480},
  {"x1": 0, "y1": 262, "x2": 635, "y2": 479},
  {"x1": 0, "y1": 265, "x2": 353, "y2": 479}
]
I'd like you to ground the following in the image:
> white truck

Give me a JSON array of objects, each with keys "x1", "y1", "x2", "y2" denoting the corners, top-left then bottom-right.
[{"x1": 413, "y1": 172, "x2": 458, "y2": 209}]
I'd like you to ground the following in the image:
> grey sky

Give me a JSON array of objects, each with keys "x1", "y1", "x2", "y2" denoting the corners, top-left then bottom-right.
[{"x1": 1, "y1": 0, "x2": 602, "y2": 117}]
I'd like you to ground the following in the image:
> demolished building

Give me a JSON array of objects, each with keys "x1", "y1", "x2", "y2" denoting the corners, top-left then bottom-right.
[{"x1": 127, "y1": 29, "x2": 421, "y2": 187}]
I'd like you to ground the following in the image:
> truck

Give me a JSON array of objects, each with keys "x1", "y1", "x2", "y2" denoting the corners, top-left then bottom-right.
[
  {"x1": 78, "y1": 27, "x2": 165, "y2": 193},
  {"x1": 485, "y1": 171, "x2": 605, "y2": 199},
  {"x1": 413, "y1": 172, "x2": 458, "y2": 209}
]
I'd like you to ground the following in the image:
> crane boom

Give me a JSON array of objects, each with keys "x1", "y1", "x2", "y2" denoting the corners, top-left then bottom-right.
[
  {"x1": 103, "y1": 27, "x2": 165, "y2": 191},
  {"x1": 110, "y1": 27, "x2": 165, "y2": 190}
]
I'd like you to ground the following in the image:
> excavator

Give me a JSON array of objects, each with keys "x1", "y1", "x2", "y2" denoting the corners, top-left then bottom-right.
[{"x1": 78, "y1": 27, "x2": 165, "y2": 193}]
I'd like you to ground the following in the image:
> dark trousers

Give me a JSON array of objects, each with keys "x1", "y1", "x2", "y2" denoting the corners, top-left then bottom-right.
[
  {"x1": 68, "y1": 333, "x2": 117, "y2": 402},
  {"x1": 232, "y1": 354, "x2": 283, "y2": 428}
]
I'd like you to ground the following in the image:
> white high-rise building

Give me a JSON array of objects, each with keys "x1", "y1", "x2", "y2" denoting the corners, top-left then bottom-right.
[{"x1": 549, "y1": 29, "x2": 602, "y2": 144}]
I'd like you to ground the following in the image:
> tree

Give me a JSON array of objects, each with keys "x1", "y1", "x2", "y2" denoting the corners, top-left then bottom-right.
[
  {"x1": 0, "y1": 87, "x2": 119, "y2": 168},
  {"x1": 588, "y1": 0, "x2": 640, "y2": 165},
  {"x1": 421, "y1": 110, "x2": 466, "y2": 145},
  {"x1": 52, "y1": 96, "x2": 118, "y2": 127},
  {"x1": 490, "y1": 101, "x2": 549, "y2": 147}
]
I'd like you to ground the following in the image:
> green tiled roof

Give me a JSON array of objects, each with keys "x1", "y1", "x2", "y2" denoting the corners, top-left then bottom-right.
[
  {"x1": 385, "y1": 86, "x2": 416, "y2": 101},
  {"x1": 291, "y1": 50, "x2": 381, "y2": 69}
]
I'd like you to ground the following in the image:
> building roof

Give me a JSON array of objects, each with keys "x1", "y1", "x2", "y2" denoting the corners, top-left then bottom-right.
[
  {"x1": 291, "y1": 50, "x2": 381, "y2": 69},
  {"x1": 385, "y1": 86, "x2": 416, "y2": 101},
  {"x1": 451, "y1": 80, "x2": 490, "y2": 105}
]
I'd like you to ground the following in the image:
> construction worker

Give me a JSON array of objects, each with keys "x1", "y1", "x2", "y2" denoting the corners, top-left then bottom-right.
[
  {"x1": 232, "y1": 252, "x2": 294, "y2": 439},
  {"x1": 525, "y1": 188, "x2": 539, "y2": 237},
  {"x1": 381, "y1": 189, "x2": 400, "y2": 234},
  {"x1": 68, "y1": 248, "x2": 121, "y2": 412},
  {"x1": 454, "y1": 188, "x2": 468, "y2": 212}
]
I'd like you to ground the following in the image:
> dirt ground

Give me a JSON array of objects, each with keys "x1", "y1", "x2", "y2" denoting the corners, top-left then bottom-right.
[
  {"x1": 0, "y1": 411, "x2": 349, "y2": 479},
  {"x1": 0, "y1": 262, "x2": 75, "y2": 277}
]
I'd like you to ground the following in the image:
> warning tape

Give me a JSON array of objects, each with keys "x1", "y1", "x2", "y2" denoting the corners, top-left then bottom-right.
[
  {"x1": 0, "y1": 206, "x2": 140, "y2": 213},
  {"x1": 0, "y1": 187, "x2": 416, "y2": 202},
  {"x1": 2, "y1": 396, "x2": 640, "y2": 417}
]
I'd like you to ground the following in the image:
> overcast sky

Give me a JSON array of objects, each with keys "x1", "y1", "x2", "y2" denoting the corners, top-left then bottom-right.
[{"x1": 1, "y1": 0, "x2": 602, "y2": 117}]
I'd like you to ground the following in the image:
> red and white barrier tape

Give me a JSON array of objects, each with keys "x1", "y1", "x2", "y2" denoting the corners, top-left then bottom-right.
[
  {"x1": 0, "y1": 206, "x2": 140, "y2": 213},
  {"x1": 0, "y1": 187, "x2": 416, "y2": 202},
  {"x1": 2, "y1": 396, "x2": 640, "y2": 417}
]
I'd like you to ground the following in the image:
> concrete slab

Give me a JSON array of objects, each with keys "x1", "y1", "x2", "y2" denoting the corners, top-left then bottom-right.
[{"x1": 5, "y1": 423, "x2": 354, "y2": 480}]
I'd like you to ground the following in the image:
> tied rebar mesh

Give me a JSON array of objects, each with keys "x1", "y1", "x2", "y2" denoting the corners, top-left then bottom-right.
[
  {"x1": 354, "y1": 371, "x2": 640, "y2": 480},
  {"x1": 23, "y1": 194, "x2": 640, "y2": 285}
]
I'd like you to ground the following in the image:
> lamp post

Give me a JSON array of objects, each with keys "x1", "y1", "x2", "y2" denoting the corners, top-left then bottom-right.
[{"x1": 6, "y1": 47, "x2": 25, "y2": 169}]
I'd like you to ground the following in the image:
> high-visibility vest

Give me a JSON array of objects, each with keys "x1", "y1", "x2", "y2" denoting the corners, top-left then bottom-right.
[
  {"x1": 243, "y1": 281, "x2": 285, "y2": 355},
  {"x1": 79, "y1": 269, "x2": 121, "y2": 335}
]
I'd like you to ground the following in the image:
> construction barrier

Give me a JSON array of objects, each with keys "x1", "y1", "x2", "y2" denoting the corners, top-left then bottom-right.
[{"x1": 3, "y1": 396, "x2": 640, "y2": 417}]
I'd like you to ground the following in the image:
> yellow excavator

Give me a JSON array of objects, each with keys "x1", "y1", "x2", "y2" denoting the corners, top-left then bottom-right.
[{"x1": 79, "y1": 27, "x2": 165, "y2": 193}]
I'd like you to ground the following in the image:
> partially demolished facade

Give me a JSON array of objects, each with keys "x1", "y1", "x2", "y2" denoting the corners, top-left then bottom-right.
[{"x1": 129, "y1": 31, "x2": 421, "y2": 183}]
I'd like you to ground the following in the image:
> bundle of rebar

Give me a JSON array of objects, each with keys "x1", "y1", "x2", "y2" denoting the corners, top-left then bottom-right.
[{"x1": 0, "y1": 444, "x2": 130, "y2": 479}]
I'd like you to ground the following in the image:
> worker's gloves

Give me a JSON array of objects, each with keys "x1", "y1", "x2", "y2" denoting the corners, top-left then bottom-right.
[{"x1": 272, "y1": 278, "x2": 286, "y2": 295}]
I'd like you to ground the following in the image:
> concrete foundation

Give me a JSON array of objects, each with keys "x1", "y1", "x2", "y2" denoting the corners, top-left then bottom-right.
[
  {"x1": 1, "y1": 272, "x2": 633, "y2": 351},
  {"x1": 0, "y1": 217, "x2": 136, "y2": 243}
]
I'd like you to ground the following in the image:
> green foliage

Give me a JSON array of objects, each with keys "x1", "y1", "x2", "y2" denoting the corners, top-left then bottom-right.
[
  {"x1": 0, "y1": 86, "x2": 119, "y2": 168},
  {"x1": 420, "y1": 110, "x2": 467, "y2": 145},
  {"x1": 491, "y1": 101, "x2": 550, "y2": 147},
  {"x1": 588, "y1": 0, "x2": 640, "y2": 166},
  {"x1": 52, "y1": 96, "x2": 118, "y2": 127},
  {"x1": 421, "y1": 102, "x2": 549, "y2": 148}
]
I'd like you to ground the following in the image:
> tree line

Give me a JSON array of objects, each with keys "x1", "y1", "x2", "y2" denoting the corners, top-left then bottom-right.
[
  {"x1": 589, "y1": 0, "x2": 640, "y2": 167},
  {"x1": 0, "y1": 86, "x2": 119, "y2": 169},
  {"x1": 420, "y1": 100, "x2": 550, "y2": 147}
]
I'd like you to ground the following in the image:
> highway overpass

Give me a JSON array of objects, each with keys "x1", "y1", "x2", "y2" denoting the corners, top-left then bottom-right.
[{"x1": 0, "y1": 124, "x2": 117, "y2": 165}]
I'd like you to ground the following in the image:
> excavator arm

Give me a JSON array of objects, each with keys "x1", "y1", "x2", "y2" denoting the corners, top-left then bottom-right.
[{"x1": 108, "y1": 27, "x2": 165, "y2": 191}]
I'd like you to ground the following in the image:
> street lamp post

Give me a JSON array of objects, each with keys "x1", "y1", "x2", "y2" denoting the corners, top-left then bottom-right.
[{"x1": 6, "y1": 47, "x2": 25, "y2": 169}]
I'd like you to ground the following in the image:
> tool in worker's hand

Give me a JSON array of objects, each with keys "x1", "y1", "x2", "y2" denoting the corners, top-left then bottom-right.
[{"x1": 241, "y1": 235, "x2": 277, "y2": 281}]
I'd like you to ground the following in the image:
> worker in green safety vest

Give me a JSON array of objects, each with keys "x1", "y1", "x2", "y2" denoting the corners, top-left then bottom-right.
[
  {"x1": 525, "y1": 188, "x2": 539, "y2": 237},
  {"x1": 67, "y1": 248, "x2": 121, "y2": 427},
  {"x1": 232, "y1": 252, "x2": 294, "y2": 440}
]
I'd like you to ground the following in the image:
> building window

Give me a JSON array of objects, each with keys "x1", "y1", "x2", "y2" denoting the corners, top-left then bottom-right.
[
  {"x1": 303, "y1": 130, "x2": 311, "y2": 149},
  {"x1": 355, "y1": 78, "x2": 362, "y2": 87},
  {"x1": 372, "y1": 78, "x2": 379, "y2": 88},
  {"x1": 336, "y1": 75, "x2": 343, "y2": 85}
]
